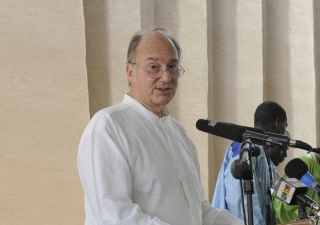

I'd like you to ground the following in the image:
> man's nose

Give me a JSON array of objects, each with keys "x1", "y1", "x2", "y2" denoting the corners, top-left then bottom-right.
[
  {"x1": 282, "y1": 150, "x2": 287, "y2": 157},
  {"x1": 160, "y1": 70, "x2": 172, "y2": 81}
]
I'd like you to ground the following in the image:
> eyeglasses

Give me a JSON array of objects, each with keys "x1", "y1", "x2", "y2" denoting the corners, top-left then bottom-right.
[{"x1": 131, "y1": 63, "x2": 185, "y2": 79}]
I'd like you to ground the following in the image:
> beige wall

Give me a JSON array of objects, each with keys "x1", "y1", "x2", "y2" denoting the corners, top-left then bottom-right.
[
  {"x1": 0, "y1": 0, "x2": 87, "y2": 224},
  {"x1": 1, "y1": 0, "x2": 320, "y2": 224}
]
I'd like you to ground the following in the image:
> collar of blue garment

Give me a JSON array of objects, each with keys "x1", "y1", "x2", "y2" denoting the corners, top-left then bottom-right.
[
  {"x1": 231, "y1": 141, "x2": 275, "y2": 186},
  {"x1": 231, "y1": 142, "x2": 242, "y2": 158},
  {"x1": 123, "y1": 94, "x2": 170, "y2": 127}
]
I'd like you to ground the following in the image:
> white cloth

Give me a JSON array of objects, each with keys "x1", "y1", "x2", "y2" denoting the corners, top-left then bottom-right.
[{"x1": 78, "y1": 94, "x2": 244, "y2": 225}]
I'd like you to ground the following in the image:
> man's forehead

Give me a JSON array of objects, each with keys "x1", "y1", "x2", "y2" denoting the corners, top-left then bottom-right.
[
  {"x1": 136, "y1": 33, "x2": 178, "y2": 58},
  {"x1": 141, "y1": 32, "x2": 169, "y2": 43}
]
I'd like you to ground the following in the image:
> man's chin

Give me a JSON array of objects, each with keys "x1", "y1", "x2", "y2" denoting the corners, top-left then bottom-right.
[{"x1": 156, "y1": 96, "x2": 173, "y2": 105}]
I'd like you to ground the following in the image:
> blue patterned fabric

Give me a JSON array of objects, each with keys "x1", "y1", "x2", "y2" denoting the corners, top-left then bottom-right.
[{"x1": 212, "y1": 142, "x2": 276, "y2": 225}]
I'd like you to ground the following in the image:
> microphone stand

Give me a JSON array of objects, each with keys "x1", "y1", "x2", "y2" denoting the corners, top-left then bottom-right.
[
  {"x1": 243, "y1": 179, "x2": 254, "y2": 225},
  {"x1": 241, "y1": 140, "x2": 255, "y2": 225},
  {"x1": 296, "y1": 194, "x2": 312, "y2": 221},
  {"x1": 231, "y1": 139, "x2": 260, "y2": 225},
  {"x1": 298, "y1": 205, "x2": 308, "y2": 221}
]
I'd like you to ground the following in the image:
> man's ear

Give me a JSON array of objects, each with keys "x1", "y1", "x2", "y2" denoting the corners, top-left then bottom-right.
[
  {"x1": 126, "y1": 63, "x2": 135, "y2": 84},
  {"x1": 275, "y1": 117, "x2": 282, "y2": 130}
]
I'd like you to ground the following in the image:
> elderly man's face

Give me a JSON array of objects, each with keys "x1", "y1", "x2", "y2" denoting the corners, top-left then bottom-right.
[{"x1": 127, "y1": 33, "x2": 179, "y2": 116}]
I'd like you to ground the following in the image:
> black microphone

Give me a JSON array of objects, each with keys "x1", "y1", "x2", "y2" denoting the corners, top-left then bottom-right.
[
  {"x1": 196, "y1": 119, "x2": 246, "y2": 143},
  {"x1": 195, "y1": 119, "x2": 277, "y2": 144},
  {"x1": 196, "y1": 119, "x2": 286, "y2": 150},
  {"x1": 272, "y1": 177, "x2": 320, "y2": 211},
  {"x1": 285, "y1": 158, "x2": 320, "y2": 197},
  {"x1": 312, "y1": 148, "x2": 320, "y2": 154},
  {"x1": 196, "y1": 118, "x2": 313, "y2": 151}
]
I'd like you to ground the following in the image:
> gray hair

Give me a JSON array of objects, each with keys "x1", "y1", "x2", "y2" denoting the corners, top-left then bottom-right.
[{"x1": 126, "y1": 28, "x2": 182, "y2": 64}]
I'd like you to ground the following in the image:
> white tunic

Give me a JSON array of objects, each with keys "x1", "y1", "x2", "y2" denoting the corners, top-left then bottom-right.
[{"x1": 78, "y1": 94, "x2": 244, "y2": 225}]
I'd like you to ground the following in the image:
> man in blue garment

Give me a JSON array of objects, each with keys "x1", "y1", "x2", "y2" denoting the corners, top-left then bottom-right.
[{"x1": 212, "y1": 101, "x2": 289, "y2": 225}]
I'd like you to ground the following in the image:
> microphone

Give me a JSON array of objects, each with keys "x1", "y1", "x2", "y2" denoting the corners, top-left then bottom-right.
[
  {"x1": 243, "y1": 126, "x2": 311, "y2": 150},
  {"x1": 273, "y1": 177, "x2": 320, "y2": 211},
  {"x1": 313, "y1": 148, "x2": 320, "y2": 154},
  {"x1": 285, "y1": 158, "x2": 320, "y2": 197},
  {"x1": 195, "y1": 119, "x2": 246, "y2": 143},
  {"x1": 196, "y1": 118, "x2": 313, "y2": 151},
  {"x1": 196, "y1": 119, "x2": 280, "y2": 145}
]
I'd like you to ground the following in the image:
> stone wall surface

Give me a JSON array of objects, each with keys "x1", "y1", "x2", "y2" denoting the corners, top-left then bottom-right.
[{"x1": 1, "y1": 0, "x2": 319, "y2": 223}]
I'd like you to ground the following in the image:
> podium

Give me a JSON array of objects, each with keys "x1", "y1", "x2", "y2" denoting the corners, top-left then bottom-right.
[{"x1": 278, "y1": 219, "x2": 314, "y2": 225}]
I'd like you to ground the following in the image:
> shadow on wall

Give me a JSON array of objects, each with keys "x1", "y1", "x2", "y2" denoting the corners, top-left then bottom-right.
[{"x1": 83, "y1": 0, "x2": 111, "y2": 117}]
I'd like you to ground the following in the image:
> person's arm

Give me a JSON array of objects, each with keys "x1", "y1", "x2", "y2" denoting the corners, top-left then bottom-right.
[
  {"x1": 77, "y1": 126, "x2": 169, "y2": 225},
  {"x1": 211, "y1": 145, "x2": 233, "y2": 210}
]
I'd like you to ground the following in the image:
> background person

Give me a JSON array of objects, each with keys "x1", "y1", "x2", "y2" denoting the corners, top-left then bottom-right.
[
  {"x1": 272, "y1": 152, "x2": 320, "y2": 223},
  {"x1": 212, "y1": 101, "x2": 289, "y2": 225}
]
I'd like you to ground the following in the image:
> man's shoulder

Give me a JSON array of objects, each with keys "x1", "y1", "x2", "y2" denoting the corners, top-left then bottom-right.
[
  {"x1": 299, "y1": 153, "x2": 314, "y2": 162},
  {"x1": 93, "y1": 102, "x2": 130, "y2": 119},
  {"x1": 220, "y1": 142, "x2": 242, "y2": 169},
  {"x1": 299, "y1": 153, "x2": 319, "y2": 171},
  {"x1": 84, "y1": 102, "x2": 131, "y2": 131},
  {"x1": 230, "y1": 142, "x2": 242, "y2": 158}
]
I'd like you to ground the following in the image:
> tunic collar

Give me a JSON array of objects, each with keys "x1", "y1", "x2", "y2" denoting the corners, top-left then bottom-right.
[{"x1": 123, "y1": 94, "x2": 170, "y2": 126}]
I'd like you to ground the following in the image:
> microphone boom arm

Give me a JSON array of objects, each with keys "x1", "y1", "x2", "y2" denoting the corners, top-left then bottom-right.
[{"x1": 242, "y1": 131, "x2": 284, "y2": 149}]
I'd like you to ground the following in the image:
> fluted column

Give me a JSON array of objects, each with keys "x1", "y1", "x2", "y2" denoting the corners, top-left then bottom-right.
[
  {"x1": 314, "y1": 0, "x2": 320, "y2": 146},
  {"x1": 208, "y1": 0, "x2": 263, "y2": 199},
  {"x1": 264, "y1": 0, "x2": 316, "y2": 174},
  {"x1": 84, "y1": 0, "x2": 141, "y2": 116}
]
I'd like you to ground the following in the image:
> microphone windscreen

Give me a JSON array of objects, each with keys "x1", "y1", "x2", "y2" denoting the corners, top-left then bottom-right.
[
  {"x1": 285, "y1": 158, "x2": 308, "y2": 179},
  {"x1": 196, "y1": 119, "x2": 245, "y2": 143},
  {"x1": 294, "y1": 140, "x2": 312, "y2": 151}
]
